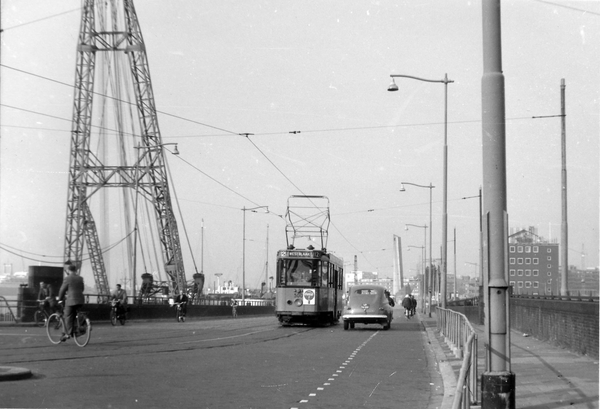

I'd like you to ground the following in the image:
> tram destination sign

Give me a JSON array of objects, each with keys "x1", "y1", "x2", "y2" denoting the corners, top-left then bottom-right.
[{"x1": 279, "y1": 250, "x2": 318, "y2": 258}]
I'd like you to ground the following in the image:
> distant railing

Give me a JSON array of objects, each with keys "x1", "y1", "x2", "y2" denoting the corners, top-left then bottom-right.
[
  {"x1": 436, "y1": 307, "x2": 478, "y2": 408},
  {"x1": 0, "y1": 296, "x2": 18, "y2": 323},
  {"x1": 511, "y1": 293, "x2": 599, "y2": 302},
  {"x1": 80, "y1": 294, "x2": 274, "y2": 307}
]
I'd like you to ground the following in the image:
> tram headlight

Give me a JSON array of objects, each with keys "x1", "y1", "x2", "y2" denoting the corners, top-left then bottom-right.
[{"x1": 294, "y1": 298, "x2": 303, "y2": 307}]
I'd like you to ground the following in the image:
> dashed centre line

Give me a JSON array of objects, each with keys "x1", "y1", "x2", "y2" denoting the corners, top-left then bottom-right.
[{"x1": 290, "y1": 331, "x2": 379, "y2": 408}]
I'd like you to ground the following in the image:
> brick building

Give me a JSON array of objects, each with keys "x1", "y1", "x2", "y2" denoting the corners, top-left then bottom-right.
[{"x1": 508, "y1": 228, "x2": 559, "y2": 295}]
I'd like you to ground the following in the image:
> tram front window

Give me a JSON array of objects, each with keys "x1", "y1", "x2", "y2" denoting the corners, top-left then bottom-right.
[{"x1": 281, "y1": 259, "x2": 318, "y2": 287}]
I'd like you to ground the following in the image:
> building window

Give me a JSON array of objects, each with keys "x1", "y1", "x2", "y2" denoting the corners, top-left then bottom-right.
[
  {"x1": 547, "y1": 248, "x2": 551, "y2": 253},
  {"x1": 525, "y1": 270, "x2": 531, "y2": 276},
  {"x1": 510, "y1": 269, "x2": 515, "y2": 276},
  {"x1": 518, "y1": 246, "x2": 523, "y2": 253},
  {"x1": 525, "y1": 281, "x2": 531, "y2": 288},
  {"x1": 533, "y1": 246, "x2": 539, "y2": 252},
  {"x1": 547, "y1": 256, "x2": 552, "y2": 261},
  {"x1": 510, "y1": 246, "x2": 515, "y2": 252},
  {"x1": 509, "y1": 258, "x2": 515, "y2": 264},
  {"x1": 518, "y1": 282, "x2": 523, "y2": 288},
  {"x1": 525, "y1": 258, "x2": 531, "y2": 264},
  {"x1": 518, "y1": 258, "x2": 523, "y2": 264},
  {"x1": 533, "y1": 269, "x2": 539, "y2": 276},
  {"x1": 547, "y1": 279, "x2": 552, "y2": 284},
  {"x1": 510, "y1": 281, "x2": 515, "y2": 287},
  {"x1": 525, "y1": 246, "x2": 531, "y2": 253},
  {"x1": 518, "y1": 270, "x2": 523, "y2": 276},
  {"x1": 533, "y1": 258, "x2": 539, "y2": 265},
  {"x1": 547, "y1": 264, "x2": 552, "y2": 269},
  {"x1": 533, "y1": 281, "x2": 539, "y2": 288},
  {"x1": 547, "y1": 271, "x2": 552, "y2": 276}
]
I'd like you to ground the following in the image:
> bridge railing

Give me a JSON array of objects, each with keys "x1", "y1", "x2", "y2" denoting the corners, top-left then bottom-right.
[
  {"x1": 0, "y1": 296, "x2": 18, "y2": 323},
  {"x1": 436, "y1": 307, "x2": 478, "y2": 408}
]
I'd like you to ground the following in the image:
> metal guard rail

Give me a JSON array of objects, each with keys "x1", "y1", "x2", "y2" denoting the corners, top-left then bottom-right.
[{"x1": 436, "y1": 307, "x2": 478, "y2": 408}]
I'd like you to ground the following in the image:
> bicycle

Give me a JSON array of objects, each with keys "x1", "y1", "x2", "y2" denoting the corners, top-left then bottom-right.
[
  {"x1": 110, "y1": 300, "x2": 126, "y2": 326},
  {"x1": 46, "y1": 303, "x2": 92, "y2": 347},
  {"x1": 34, "y1": 301, "x2": 51, "y2": 327}
]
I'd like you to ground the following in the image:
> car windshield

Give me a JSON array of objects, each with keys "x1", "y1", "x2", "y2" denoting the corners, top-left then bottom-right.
[{"x1": 354, "y1": 289, "x2": 378, "y2": 295}]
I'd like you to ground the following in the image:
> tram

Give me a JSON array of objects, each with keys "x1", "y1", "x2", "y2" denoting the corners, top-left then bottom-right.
[{"x1": 275, "y1": 245, "x2": 344, "y2": 326}]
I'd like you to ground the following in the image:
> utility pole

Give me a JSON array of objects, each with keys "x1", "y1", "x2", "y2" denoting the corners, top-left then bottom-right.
[
  {"x1": 560, "y1": 79, "x2": 568, "y2": 296},
  {"x1": 481, "y1": 0, "x2": 515, "y2": 406}
]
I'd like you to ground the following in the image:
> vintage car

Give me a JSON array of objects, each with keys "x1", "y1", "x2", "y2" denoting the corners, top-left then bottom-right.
[{"x1": 342, "y1": 284, "x2": 393, "y2": 330}]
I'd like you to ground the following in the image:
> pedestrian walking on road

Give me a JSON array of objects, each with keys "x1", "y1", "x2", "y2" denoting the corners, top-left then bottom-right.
[{"x1": 231, "y1": 299, "x2": 238, "y2": 318}]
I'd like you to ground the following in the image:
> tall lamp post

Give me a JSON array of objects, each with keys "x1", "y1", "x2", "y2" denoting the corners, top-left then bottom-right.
[
  {"x1": 401, "y1": 182, "x2": 435, "y2": 314},
  {"x1": 405, "y1": 223, "x2": 429, "y2": 316},
  {"x1": 242, "y1": 206, "x2": 269, "y2": 304},
  {"x1": 390, "y1": 74, "x2": 453, "y2": 309}
]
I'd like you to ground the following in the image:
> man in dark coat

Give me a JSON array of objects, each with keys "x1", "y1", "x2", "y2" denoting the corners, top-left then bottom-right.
[
  {"x1": 401, "y1": 294, "x2": 413, "y2": 319},
  {"x1": 58, "y1": 264, "x2": 85, "y2": 341}
]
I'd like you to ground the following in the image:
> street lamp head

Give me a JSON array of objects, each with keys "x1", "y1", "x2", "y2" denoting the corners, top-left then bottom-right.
[
  {"x1": 387, "y1": 79, "x2": 399, "y2": 92},
  {"x1": 172, "y1": 144, "x2": 180, "y2": 155},
  {"x1": 404, "y1": 226, "x2": 409, "y2": 231},
  {"x1": 399, "y1": 183, "x2": 406, "y2": 192}
]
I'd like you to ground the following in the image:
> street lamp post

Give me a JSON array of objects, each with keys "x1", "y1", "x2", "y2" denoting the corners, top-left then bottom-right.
[
  {"x1": 242, "y1": 206, "x2": 269, "y2": 304},
  {"x1": 406, "y1": 223, "x2": 429, "y2": 316},
  {"x1": 401, "y1": 182, "x2": 435, "y2": 315},
  {"x1": 390, "y1": 74, "x2": 453, "y2": 309}
]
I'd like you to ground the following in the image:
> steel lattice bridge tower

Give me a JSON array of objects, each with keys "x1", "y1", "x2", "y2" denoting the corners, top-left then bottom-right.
[{"x1": 64, "y1": 0, "x2": 186, "y2": 298}]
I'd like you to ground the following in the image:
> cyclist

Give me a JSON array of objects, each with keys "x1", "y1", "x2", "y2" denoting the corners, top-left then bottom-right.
[
  {"x1": 174, "y1": 291, "x2": 188, "y2": 318},
  {"x1": 58, "y1": 264, "x2": 85, "y2": 342},
  {"x1": 111, "y1": 284, "x2": 128, "y2": 319},
  {"x1": 37, "y1": 281, "x2": 56, "y2": 315}
]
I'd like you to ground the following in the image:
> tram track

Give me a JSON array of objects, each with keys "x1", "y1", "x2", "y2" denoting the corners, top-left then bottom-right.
[{"x1": 0, "y1": 320, "x2": 318, "y2": 365}]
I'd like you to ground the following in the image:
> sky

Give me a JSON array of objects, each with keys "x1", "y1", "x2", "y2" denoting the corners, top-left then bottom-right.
[{"x1": 1, "y1": 0, "x2": 598, "y2": 294}]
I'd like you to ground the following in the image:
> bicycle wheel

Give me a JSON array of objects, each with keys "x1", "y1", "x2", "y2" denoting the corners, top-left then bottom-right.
[
  {"x1": 110, "y1": 309, "x2": 117, "y2": 326},
  {"x1": 34, "y1": 310, "x2": 46, "y2": 327},
  {"x1": 46, "y1": 314, "x2": 64, "y2": 344},
  {"x1": 73, "y1": 316, "x2": 91, "y2": 347}
]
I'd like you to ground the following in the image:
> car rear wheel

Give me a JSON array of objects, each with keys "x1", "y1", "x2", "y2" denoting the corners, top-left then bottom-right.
[{"x1": 343, "y1": 321, "x2": 349, "y2": 330}]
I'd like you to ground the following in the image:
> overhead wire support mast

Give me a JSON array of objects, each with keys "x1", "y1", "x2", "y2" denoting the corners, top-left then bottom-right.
[{"x1": 64, "y1": 0, "x2": 186, "y2": 297}]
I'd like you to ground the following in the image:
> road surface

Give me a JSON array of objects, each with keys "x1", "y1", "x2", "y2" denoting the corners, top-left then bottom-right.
[{"x1": 0, "y1": 313, "x2": 444, "y2": 408}]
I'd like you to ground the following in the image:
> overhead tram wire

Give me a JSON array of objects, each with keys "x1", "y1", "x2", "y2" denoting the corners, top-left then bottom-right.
[
  {"x1": 2, "y1": 64, "x2": 535, "y2": 141},
  {"x1": 241, "y1": 133, "x2": 375, "y2": 268},
  {"x1": 0, "y1": 65, "x2": 476, "y2": 272},
  {"x1": 0, "y1": 7, "x2": 82, "y2": 32}
]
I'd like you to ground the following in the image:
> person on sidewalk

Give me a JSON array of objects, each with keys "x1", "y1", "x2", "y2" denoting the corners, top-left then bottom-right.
[
  {"x1": 401, "y1": 294, "x2": 412, "y2": 319},
  {"x1": 409, "y1": 294, "x2": 417, "y2": 316}
]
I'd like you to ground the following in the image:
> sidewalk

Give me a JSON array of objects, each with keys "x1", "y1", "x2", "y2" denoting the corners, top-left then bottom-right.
[{"x1": 421, "y1": 313, "x2": 599, "y2": 409}]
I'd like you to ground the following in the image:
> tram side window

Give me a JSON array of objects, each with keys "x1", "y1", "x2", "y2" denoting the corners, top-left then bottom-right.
[{"x1": 321, "y1": 261, "x2": 329, "y2": 287}]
